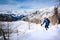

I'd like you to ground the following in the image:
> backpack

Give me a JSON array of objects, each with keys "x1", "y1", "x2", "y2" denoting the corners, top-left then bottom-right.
[{"x1": 46, "y1": 18, "x2": 50, "y2": 23}]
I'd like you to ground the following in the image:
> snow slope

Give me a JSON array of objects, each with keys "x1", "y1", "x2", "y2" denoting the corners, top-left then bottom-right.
[{"x1": 1, "y1": 21, "x2": 59, "y2": 40}]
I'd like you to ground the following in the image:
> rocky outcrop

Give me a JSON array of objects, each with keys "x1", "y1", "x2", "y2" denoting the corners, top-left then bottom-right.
[{"x1": 48, "y1": 7, "x2": 60, "y2": 25}]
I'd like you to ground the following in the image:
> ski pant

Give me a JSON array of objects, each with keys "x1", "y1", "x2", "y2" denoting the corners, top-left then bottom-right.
[{"x1": 45, "y1": 25, "x2": 49, "y2": 28}]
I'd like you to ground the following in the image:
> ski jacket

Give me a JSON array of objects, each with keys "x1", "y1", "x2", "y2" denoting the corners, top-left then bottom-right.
[{"x1": 41, "y1": 18, "x2": 50, "y2": 26}]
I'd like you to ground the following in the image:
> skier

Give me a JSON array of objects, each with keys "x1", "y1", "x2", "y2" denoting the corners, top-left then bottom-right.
[{"x1": 41, "y1": 17, "x2": 50, "y2": 30}]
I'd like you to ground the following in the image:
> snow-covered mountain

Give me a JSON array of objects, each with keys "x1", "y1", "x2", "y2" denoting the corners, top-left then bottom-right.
[
  {"x1": 21, "y1": 6, "x2": 60, "y2": 24},
  {"x1": 0, "y1": 9, "x2": 37, "y2": 16},
  {"x1": 0, "y1": 6, "x2": 56, "y2": 16},
  {"x1": 0, "y1": 6, "x2": 60, "y2": 24}
]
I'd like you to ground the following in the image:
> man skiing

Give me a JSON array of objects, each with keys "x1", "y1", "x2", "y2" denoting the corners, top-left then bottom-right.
[{"x1": 41, "y1": 17, "x2": 50, "y2": 30}]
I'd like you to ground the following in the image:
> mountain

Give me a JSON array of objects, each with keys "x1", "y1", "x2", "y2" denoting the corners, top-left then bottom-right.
[
  {"x1": 0, "y1": 14, "x2": 27, "y2": 21},
  {"x1": 21, "y1": 6, "x2": 60, "y2": 25},
  {"x1": 0, "y1": 6, "x2": 60, "y2": 24}
]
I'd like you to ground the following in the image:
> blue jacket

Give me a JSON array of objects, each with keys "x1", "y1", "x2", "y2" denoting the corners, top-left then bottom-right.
[{"x1": 41, "y1": 18, "x2": 50, "y2": 26}]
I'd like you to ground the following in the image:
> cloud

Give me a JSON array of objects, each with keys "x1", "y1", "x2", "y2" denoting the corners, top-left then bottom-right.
[
  {"x1": 0, "y1": 5, "x2": 17, "y2": 10},
  {"x1": 0, "y1": 0, "x2": 56, "y2": 10}
]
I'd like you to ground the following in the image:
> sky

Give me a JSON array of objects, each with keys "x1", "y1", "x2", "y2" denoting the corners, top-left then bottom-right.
[{"x1": 0, "y1": 0, "x2": 57, "y2": 10}]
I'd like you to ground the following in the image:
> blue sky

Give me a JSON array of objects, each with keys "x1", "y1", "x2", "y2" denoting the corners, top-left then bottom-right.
[{"x1": 0, "y1": 0, "x2": 57, "y2": 10}]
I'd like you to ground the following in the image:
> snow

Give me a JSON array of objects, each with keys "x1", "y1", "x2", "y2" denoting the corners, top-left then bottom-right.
[
  {"x1": 16, "y1": 24, "x2": 60, "y2": 40},
  {"x1": 2, "y1": 21, "x2": 59, "y2": 40},
  {"x1": 0, "y1": 20, "x2": 60, "y2": 40}
]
